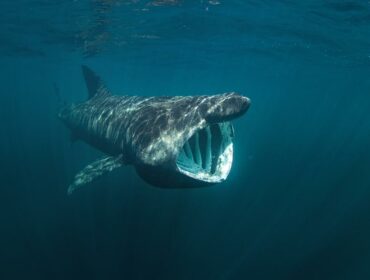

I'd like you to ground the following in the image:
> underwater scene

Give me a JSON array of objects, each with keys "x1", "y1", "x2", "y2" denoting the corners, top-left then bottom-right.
[{"x1": 1, "y1": 0, "x2": 370, "y2": 279}]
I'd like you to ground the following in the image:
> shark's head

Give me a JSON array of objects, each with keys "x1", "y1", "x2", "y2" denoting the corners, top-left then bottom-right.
[{"x1": 133, "y1": 92, "x2": 250, "y2": 188}]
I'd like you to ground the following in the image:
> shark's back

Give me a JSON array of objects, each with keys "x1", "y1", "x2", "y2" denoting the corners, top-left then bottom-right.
[{"x1": 59, "y1": 90, "x2": 208, "y2": 164}]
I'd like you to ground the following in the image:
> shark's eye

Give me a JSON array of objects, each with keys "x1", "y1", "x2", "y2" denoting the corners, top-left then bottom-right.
[{"x1": 176, "y1": 122, "x2": 234, "y2": 182}]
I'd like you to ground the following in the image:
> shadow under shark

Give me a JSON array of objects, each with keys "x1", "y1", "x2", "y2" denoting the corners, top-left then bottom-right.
[{"x1": 59, "y1": 66, "x2": 251, "y2": 194}]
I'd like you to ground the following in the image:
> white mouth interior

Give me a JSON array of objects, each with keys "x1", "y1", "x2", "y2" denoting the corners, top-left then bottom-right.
[{"x1": 176, "y1": 122, "x2": 234, "y2": 183}]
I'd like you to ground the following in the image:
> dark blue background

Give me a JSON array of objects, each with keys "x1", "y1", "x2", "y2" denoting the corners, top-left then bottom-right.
[{"x1": 1, "y1": 1, "x2": 370, "y2": 279}]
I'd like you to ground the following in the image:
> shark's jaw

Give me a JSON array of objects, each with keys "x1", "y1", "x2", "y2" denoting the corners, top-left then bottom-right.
[
  {"x1": 134, "y1": 94, "x2": 250, "y2": 189},
  {"x1": 176, "y1": 122, "x2": 234, "y2": 183}
]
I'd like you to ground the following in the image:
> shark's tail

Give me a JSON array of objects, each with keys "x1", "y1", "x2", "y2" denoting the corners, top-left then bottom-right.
[{"x1": 53, "y1": 82, "x2": 66, "y2": 109}]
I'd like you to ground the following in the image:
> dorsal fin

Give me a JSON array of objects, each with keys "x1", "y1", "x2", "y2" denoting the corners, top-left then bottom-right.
[{"x1": 82, "y1": 65, "x2": 110, "y2": 99}]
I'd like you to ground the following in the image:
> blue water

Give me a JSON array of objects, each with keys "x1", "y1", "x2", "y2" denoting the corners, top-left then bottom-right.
[{"x1": 1, "y1": 1, "x2": 370, "y2": 279}]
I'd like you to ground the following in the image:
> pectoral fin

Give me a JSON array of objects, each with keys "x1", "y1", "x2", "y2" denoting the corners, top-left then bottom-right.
[{"x1": 68, "y1": 155, "x2": 124, "y2": 195}]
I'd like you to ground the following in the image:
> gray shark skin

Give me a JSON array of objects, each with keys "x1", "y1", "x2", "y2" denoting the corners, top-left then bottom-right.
[{"x1": 59, "y1": 66, "x2": 250, "y2": 194}]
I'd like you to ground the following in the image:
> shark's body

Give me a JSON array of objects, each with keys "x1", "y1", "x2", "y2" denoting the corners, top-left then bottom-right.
[{"x1": 60, "y1": 66, "x2": 250, "y2": 194}]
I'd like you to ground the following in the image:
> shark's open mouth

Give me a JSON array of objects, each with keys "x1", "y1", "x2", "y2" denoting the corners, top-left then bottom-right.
[{"x1": 176, "y1": 122, "x2": 234, "y2": 183}]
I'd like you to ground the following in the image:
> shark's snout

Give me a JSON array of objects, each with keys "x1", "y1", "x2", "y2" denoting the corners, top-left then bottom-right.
[
  {"x1": 173, "y1": 93, "x2": 250, "y2": 185},
  {"x1": 204, "y1": 93, "x2": 250, "y2": 123}
]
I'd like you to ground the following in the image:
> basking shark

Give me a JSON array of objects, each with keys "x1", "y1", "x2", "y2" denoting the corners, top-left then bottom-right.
[{"x1": 59, "y1": 66, "x2": 250, "y2": 194}]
